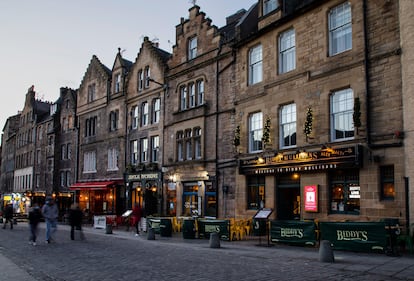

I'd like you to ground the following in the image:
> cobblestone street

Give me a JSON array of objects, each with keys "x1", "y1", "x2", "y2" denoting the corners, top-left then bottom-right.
[{"x1": 0, "y1": 223, "x2": 413, "y2": 281}]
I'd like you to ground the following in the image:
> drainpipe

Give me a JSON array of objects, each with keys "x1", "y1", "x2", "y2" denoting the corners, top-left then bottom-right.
[
  {"x1": 215, "y1": 39, "x2": 223, "y2": 218},
  {"x1": 363, "y1": 0, "x2": 371, "y2": 145}
]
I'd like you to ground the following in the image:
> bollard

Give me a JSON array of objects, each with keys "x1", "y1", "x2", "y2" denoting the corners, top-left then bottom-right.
[
  {"x1": 209, "y1": 232, "x2": 221, "y2": 248},
  {"x1": 105, "y1": 224, "x2": 113, "y2": 234},
  {"x1": 147, "y1": 228, "x2": 156, "y2": 240},
  {"x1": 319, "y1": 240, "x2": 334, "y2": 263}
]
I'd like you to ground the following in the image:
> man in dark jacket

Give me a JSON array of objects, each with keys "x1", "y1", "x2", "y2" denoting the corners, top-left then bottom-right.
[
  {"x1": 28, "y1": 204, "x2": 42, "y2": 245},
  {"x1": 2, "y1": 203, "x2": 14, "y2": 229},
  {"x1": 69, "y1": 203, "x2": 84, "y2": 240}
]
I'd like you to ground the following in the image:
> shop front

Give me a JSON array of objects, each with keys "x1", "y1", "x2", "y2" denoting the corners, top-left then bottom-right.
[
  {"x1": 69, "y1": 180, "x2": 123, "y2": 221},
  {"x1": 124, "y1": 171, "x2": 162, "y2": 217},
  {"x1": 239, "y1": 145, "x2": 363, "y2": 221}
]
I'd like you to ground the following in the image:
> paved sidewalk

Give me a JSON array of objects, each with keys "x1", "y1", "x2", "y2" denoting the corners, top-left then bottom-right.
[{"x1": 1, "y1": 222, "x2": 413, "y2": 281}]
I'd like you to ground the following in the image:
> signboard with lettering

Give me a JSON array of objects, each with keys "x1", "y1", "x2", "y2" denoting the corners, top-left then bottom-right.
[
  {"x1": 270, "y1": 220, "x2": 317, "y2": 246},
  {"x1": 125, "y1": 172, "x2": 161, "y2": 182},
  {"x1": 197, "y1": 219, "x2": 230, "y2": 240},
  {"x1": 239, "y1": 145, "x2": 362, "y2": 175},
  {"x1": 304, "y1": 185, "x2": 318, "y2": 212},
  {"x1": 319, "y1": 221, "x2": 387, "y2": 252}
]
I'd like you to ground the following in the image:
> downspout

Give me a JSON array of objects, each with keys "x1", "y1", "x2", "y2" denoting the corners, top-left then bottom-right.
[
  {"x1": 363, "y1": 0, "x2": 371, "y2": 145},
  {"x1": 215, "y1": 41, "x2": 223, "y2": 218}
]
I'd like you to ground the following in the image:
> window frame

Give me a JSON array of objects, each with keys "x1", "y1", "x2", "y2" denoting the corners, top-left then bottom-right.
[
  {"x1": 279, "y1": 28, "x2": 296, "y2": 74},
  {"x1": 150, "y1": 135, "x2": 159, "y2": 163},
  {"x1": 329, "y1": 1, "x2": 352, "y2": 56},
  {"x1": 280, "y1": 103, "x2": 297, "y2": 148},
  {"x1": 188, "y1": 36, "x2": 198, "y2": 60},
  {"x1": 263, "y1": 0, "x2": 278, "y2": 16},
  {"x1": 330, "y1": 88, "x2": 354, "y2": 141},
  {"x1": 249, "y1": 112, "x2": 263, "y2": 153},
  {"x1": 248, "y1": 45, "x2": 263, "y2": 85},
  {"x1": 141, "y1": 102, "x2": 149, "y2": 127},
  {"x1": 380, "y1": 165, "x2": 395, "y2": 201}
]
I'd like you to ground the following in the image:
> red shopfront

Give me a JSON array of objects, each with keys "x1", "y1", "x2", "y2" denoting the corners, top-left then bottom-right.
[{"x1": 70, "y1": 180, "x2": 124, "y2": 219}]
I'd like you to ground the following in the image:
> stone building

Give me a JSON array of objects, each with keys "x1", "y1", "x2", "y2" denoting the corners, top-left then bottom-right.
[
  {"x1": 233, "y1": 0, "x2": 406, "y2": 226},
  {"x1": 71, "y1": 52, "x2": 131, "y2": 216},
  {"x1": 14, "y1": 86, "x2": 52, "y2": 212},
  {"x1": 55, "y1": 87, "x2": 78, "y2": 212},
  {"x1": 163, "y1": 6, "x2": 246, "y2": 218},
  {"x1": 0, "y1": 114, "x2": 20, "y2": 196},
  {"x1": 125, "y1": 37, "x2": 171, "y2": 216}
]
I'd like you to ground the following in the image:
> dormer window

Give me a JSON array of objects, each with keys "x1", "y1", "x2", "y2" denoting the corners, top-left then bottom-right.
[
  {"x1": 188, "y1": 36, "x2": 197, "y2": 60},
  {"x1": 263, "y1": 0, "x2": 278, "y2": 16}
]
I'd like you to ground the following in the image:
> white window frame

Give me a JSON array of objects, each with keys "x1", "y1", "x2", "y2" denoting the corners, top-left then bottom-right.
[
  {"x1": 115, "y1": 73, "x2": 121, "y2": 93},
  {"x1": 151, "y1": 135, "x2": 159, "y2": 163},
  {"x1": 140, "y1": 138, "x2": 148, "y2": 163},
  {"x1": 188, "y1": 36, "x2": 197, "y2": 60},
  {"x1": 329, "y1": 1, "x2": 352, "y2": 56},
  {"x1": 83, "y1": 151, "x2": 96, "y2": 173},
  {"x1": 152, "y1": 98, "x2": 160, "y2": 124},
  {"x1": 180, "y1": 86, "x2": 187, "y2": 110},
  {"x1": 249, "y1": 112, "x2": 263, "y2": 153},
  {"x1": 132, "y1": 106, "x2": 139, "y2": 129},
  {"x1": 280, "y1": 103, "x2": 297, "y2": 148},
  {"x1": 279, "y1": 28, "x2": 296, "y2": 74},
  {"x1": 197, "y1": 80, "x2": 204, "y2": 105},
  {"x1": 194, "y1": 128, "x2": 202, "y2": 159},
  {"x1": 331, "y1": 88, "x2": 354, "y2": 141},
  {"x1": 249, "y1": 45, "x2": 263, "y2": 85},
  {"x1": 131, "y1": 140, "x2": 138, "y2": 164},
  {"x1": 141, "y1": 102, "x2": 149, "y2": 126},
  {"x1": 138, "y1": 70, "x2": 144, "y2": 91},
  {"x1": 107, "y1": 148, "x2": 119, "y2": 171}
]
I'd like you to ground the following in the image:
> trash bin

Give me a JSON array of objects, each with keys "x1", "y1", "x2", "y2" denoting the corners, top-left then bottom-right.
[
  {"x1": 160, "y1": 218, "x2": 172, "y2": 237},
  {"x1": 182, "y1": 219, "x2": 196, "y2": 239}
]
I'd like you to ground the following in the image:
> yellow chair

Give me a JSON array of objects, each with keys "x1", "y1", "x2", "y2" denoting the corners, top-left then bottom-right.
[
  {"x1": 230, "y1": 219, "x2": 240, "y2": 241},
  {"x1": 172, "y1": 217, "x2": 182, "y2": 232},
  {"x1": 244, "y1": 219, "x2": 252, "y2": 237}
]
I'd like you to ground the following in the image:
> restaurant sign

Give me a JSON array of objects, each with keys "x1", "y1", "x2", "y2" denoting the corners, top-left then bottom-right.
[
  {"x1": 304, "y1": 185, "x2": 318, "y2": 212},
  {"x1": 319, "y1": 221, "x2": 387, "y2": 252},
  {"x1": 270, "y1": 220, "x2": 317, "y2": 246},
  {"x1": 240, "y1": 145, "x2": 362, "y2": 175},
  {"x1": 125, "y1": 172, "x2": 161, "y2": 182}
]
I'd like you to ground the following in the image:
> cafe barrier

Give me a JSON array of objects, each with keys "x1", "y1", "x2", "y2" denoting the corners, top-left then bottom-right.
[
  {"x1": 319, "y1": 221, "x2": 387, "y2": 253},
  {"x1": 197, "y1": 219, "x2": 230, "y2": 240},
  {"x1": 270, "y1": 220, "x2": 317, "y2": 246}
]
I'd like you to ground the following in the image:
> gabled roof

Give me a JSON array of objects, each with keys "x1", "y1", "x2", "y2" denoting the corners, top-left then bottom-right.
[{"x1": 79, "y1": 55, "x2": 111, "y2": 89}]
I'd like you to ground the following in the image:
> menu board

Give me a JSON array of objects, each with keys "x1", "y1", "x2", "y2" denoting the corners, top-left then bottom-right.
[{"x1": 254, "y1": 208, "x2": 273, "y2": 219}]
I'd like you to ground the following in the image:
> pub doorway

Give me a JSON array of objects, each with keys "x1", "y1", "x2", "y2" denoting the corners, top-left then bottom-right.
[{"x1": 276, "y1": 173, "x2": 301, "y2": 220}]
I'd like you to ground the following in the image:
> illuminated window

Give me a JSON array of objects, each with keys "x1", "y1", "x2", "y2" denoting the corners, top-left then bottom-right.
[
  {"x1": 329, "y1": 170, "x2": 360, "y2": 215},
  {"x1": 380, "y1": 165, "x2": 395, "y2": 200}
]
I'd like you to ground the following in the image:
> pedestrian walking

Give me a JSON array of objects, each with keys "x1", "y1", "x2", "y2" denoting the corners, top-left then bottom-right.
[
  {"x1": 41, "y1": 196, "x2": 59, "y2": 243},
  {"x1": 68, "y1": 203, "x2": 85, "y2": 240},
  {"x1": 131, "y1": 203, "x2": 142, "y2": 236},
  {"x1": 2, "y1": 203, "x2": 14, "y2": 229},
  {"x1": 28, "y1": 204, "x2": 42, "y2": 245}
]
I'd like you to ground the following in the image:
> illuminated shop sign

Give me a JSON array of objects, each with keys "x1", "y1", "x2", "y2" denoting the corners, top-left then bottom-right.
[
  {"x1": 304, "y1": 185, "x2": 318, "y2": 212},
  {"x1": 240, "y1": 145, "x2": 362, "y2": 175}
]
